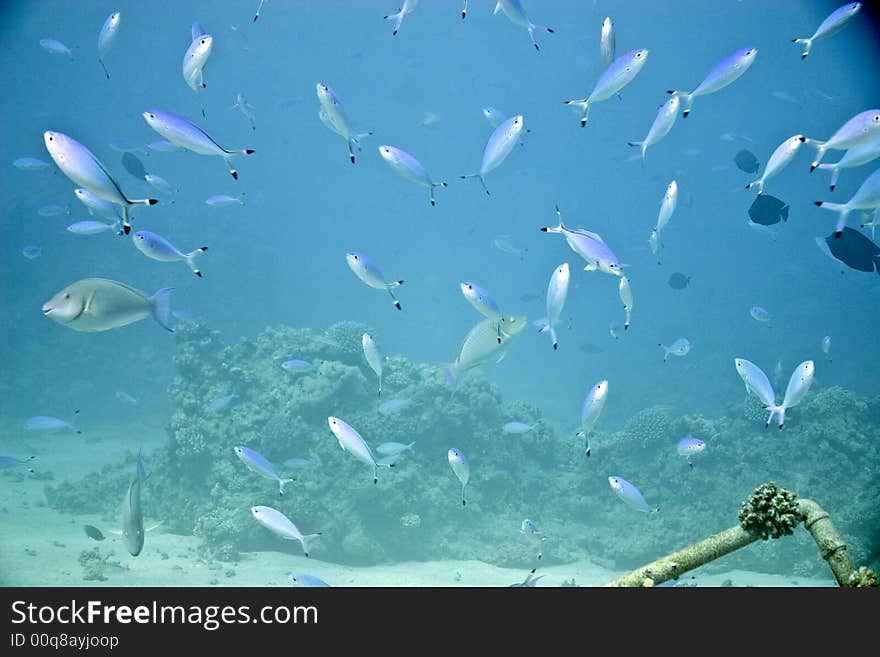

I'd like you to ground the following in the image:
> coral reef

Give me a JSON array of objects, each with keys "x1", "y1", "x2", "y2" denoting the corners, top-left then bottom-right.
[
  {"x1": 44, "y1": 320, "x2": 880, "y2": 578},
  {"x1": 739, "y1": 483, "x2": 800, "y2": 540}
]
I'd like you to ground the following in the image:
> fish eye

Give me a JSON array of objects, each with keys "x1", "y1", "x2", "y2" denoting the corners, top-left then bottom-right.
[{"x1": 64, "y1": 293, "x2": 70, "y2": 299}]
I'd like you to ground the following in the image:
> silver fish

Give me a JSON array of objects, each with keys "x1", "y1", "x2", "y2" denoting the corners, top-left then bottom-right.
[
  {"x1": 668, "y1": 47, "x2": 758, "y2": 117},
  {"x1": 376, "y1": 441, "x2": 416, "y2": 457},
  {"x1": 734, "y1": 358, "x2": 777, "y2": 412},
  {"x1": 816, "y1": 135, "x2": 880, "y2": 191},
  {"x1": 182, "y1": 34, "x2": 213, "y2": 116},
  {"x1": 564, "y1": 48, "x2": 649, "y2": 127},
  {"x1": 460, "y1": 281, "x2": 506, "y2": 342},
  {"x1": 494, "y1": 0, "x2": 554, "y2": 51},
  {"x1": 806, "y1": 109, "x2": 880, "y2": 172},
  {"x1": 42, "y1": 278, "x2": 173, "y2": 333},
  {"x1": 540, "y1": 206, "x2": 625, "y2": 276},
  {"x1": 362, "y1": 333, "x2": 384, "y2": 398},
  {"x1": 67, "y1": 220, "x2": 117, "y2": 236},
  {"x1": 608, "y1": 476, "x2": 658, "y2": 513},
  {"x1": 461, "y1": 115, "x2": 524, "y2": 194},
  {"x1": 327, "y1": 416, "x2": 390, "y2": 484},
  {"x1": 230, "y1": 93, "x2": 257, "y2": 130},
  {"x1": 536, "y1": 263, "x2": 569, "y2": 350},
  {"x1": 793, "y1": 3, "x2": 861, "y2": 59},
  {"x1": 619, "y1": 276, "x2": 633, "y2": 330},
  {"x1": 74, "y1": 188, "x2": 122, "y2": 220},
  {"x1": 316, "y1": 83, "x2": 371, "y2": 164},
  {"x1": 289, "y1": 573, "x2": 330, "y2": 587},
  {"x1": 659, "y1": 337, "x2": 691, "y2": 362},
  {"x1": 600, "y1": 17, "x2": 615, "y2": 68},
  {"x1": 40, "y1": 38, "x2": 73, "y2": 60},
  {"x1": 142, "y1": 109, "x2": 254, "y2": 180},
  {"x1": 144, "y1": 174, "x2": 175, "y2": 196},
  {"x1": 766, "y1": 361, "x2": 815, "y2": 429},
  {"x1": 378, "y1": 145, "x2": 447, "y2": 206},
  {"x1": 208, "y1": 393, "x2": 236, "y2": 413},
  {"x1": 205, "y1": 194, "x2": 244, "y2": 206},
  {"x1": 345, "y1": 252, "x2": 403, "y2": 310},
  {"x1": 98, "y1": 11, "x2": 121, "y2": 79},
  {"x1": 746, "y1": 135, "x2": 806, "y2": 195},
  {"x1": 251, "y1": 506, "x2": 320, "y2": 557},
  {"x1": 448, "y1": 448, "x2": 470, "y2": 506},
  {"x1": 43, "y1": 131, "x2": 156, "y2": 234},
  {"x1": 815, "y1": 167, "x2": 880, "y2": 236},
  {"x1": 384, "y1": 0, "x2": 418, "y2": 36},
  {"x1": 502, "y1": 422, "x2": 534, "y2": 434},
  {"x1": 0, "y1": 456, "x2": 35, "y2": 472},
  {"x1": 656, "y1": 180, "x2": 678, "y2": 235},
  {"x1": 13, "y1": 157, "x2": 49, "y2": 170},
  {"x1": 234, "y1": 446, "x2": 294, "y2": 496},
  {"x1": 25, "y1": 415, "x2": 80, "y2": 434},
  {"x1": 132, "y1": 230, "x2": 207, "y2": 277},
  {"x1": 578, "y1": 380, "x2": 607, "y2": 457},
  {"x1": 628, "y1": 94, "x2": 680, "y2": 161},
  {"x1": 378, "y1": 398, "x2": 412, "y2": 414},
  {"x1": 521, "y1": 518, "x2": 546, "y2": 559}
]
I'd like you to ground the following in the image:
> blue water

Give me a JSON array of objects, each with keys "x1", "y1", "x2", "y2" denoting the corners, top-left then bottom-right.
[{"x1": 1, "y1": 0, "x2": 878, "y2": 584}]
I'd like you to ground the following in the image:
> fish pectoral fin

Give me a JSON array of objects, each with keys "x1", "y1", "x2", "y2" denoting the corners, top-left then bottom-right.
[
  {"x1": 104, "y1": 527, "x2": 123, "y2": 536},
  {"x1": 83, "y1": 291, "x2": 96, "y2": 314}
]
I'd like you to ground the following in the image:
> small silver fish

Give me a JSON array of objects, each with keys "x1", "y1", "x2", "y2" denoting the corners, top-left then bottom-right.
[
  {"x1": 98, "y1": 11, "x2": 121, "y2": 79},
  {"x1": 289, "y1": 573, "x2": 330, "y2": 587},
  {"x1": 677, "y1": 437, "x2": 706, "y2": 467},
  {"x1": 766, "y1": 361, "x2": 814, "y2": 429},
  {"x1": 461, "y1": 115, "x2": 524, "y2": 194},
  {"x1": 208, "y1": 393, "x2": 236, "y2": 413},
  {"x1": 142, "y1": 109, "x2": 254, "y2": 180},
  {"x1": 13, "y1": 157, "x2": 49, "y2": 170},
  {"x1": 234, "y1": 446, "x2": 294, "y2": 496},
  {"x1": 0, "y1": 455, "x2": 35, "y2": 472},
  {"x1": 793, "y1": 3, "x2": 861, "y2": 59},
  {"x1": 578, "y1": 380, "x2": 608, "y2": 457},
  {"x1": 144, "y1": 174, "x2": 175, "y2": 196},
  {"x1": 494, "y1": 0, "x2": 554, "y2": 51},
  {"x1": 327, "y1": 416, "x2": 390, "y2": 484},
  {"x1": 362, "y1": 333, "x2": 384, "y2": 398},
  {"x1": 230, "y1": 93, "x2": 257, "y2": 130},
  {"x1": 600, "y1": 17, "x2": 615, "y2": 69},
  {"x1": 806, "y1": 109, "x2": 880, "y2": 172},
  {"x1": 281, "y1": 359, "x2": 313, "y2": 372},
  {"x1": 384, "y1": 0, "x2": 418, "y2": 36},
  {"x1": 448, "y1": 448, "x2": 470, "y2": 506},
  {"x1": 502, "y1": 422, "x2": 534, "y2": 434},
  {"x1": 205, "y1": 194, "x2": 245, "y2": 206},
  {"x1": 608, "y1": 476, "x2": 658, "y2": 513},
  {"x1": 21, "y1": 245, "x2": 42, "y2": 259},
  {"x1": 815, "y1": 167, "x2": 880, "y2": 236},
  {"x1": 40, "y1": 38, "x2": 73, "y2": 60},
  {"x1": 346, "y1": 252, "x2": 403, "y2": 310},
  {"x1": 378, "y1": 145, "x2": 447, "y2": 206},
  {"x1": 628, "y1": 95, "x2": 680, "y2": 162},
  {"x1": 521, "y1": 518, "x2": 546, "y2": 559},
  {"x1": 659, "y1": 338, "x2": 691, "y2": 362},
  {"x1": 668, "y1": 47, "x2": 758, "y2": 118},
  {"x1": 37, "y1": 203, "x2": 69, "y2": 217},
  {"x1": 251, "y1": 506, "x2": 320, "y2": 557},
  {"x1": 750, "y1": 305, "x2": 771, "y2": 323},
  {"x1": 132, "y1": 230, "x2": 208, "y2": 277},
  {"x1": 746, "y1": 135, "x2": 806, "y2": 195},
  {"x1": 618, "y1": 276, "x2": 633, "y2": 330},
  {"x1": 25, "y1": 414, "x2": 80, "y2": 434},
  {"x1": 377, "y1": 398, "x2": 412, "y2": 414},
  {"x1": 536, "y1": 262, "x2": 569, "y2": 350},
  {"x1": 67, "y1": 220, "x2": 117, "y2": 236},
  {"x1": 376, "y1": 441, "x2": 416, "y2": 457},
  {"x1": 316, "y1": 83, "x2": 371, "y2": 164},
  {"x1": 564, "y1": 48, "x2": 649, "y2": 127}
]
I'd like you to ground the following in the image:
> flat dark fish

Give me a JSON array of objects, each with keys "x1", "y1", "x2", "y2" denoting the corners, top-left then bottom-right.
[
  {"x1": 825, "y1": 228, "x2": 880, "y2": 273},
  {"x1": 668, "y1": 273, "x2": 691, "y2": 289},
  {"x1": 734, "y1": 149, "x2": 760, "y2": 174},
  {"x1": 748, "y1": 195, "x2": 789, "y2": 226},
  {"x1": 121, "y1": 152, "x2": 147, "y2": 181},
  {"x1": 83, "y1": 524, "x2": 105, "y2": 541}
]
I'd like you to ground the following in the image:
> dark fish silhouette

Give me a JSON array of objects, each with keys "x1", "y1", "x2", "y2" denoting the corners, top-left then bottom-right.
[
  {"x1": 83, "y1": 524, "x2": 105, "y2": 541},
  {"x1": 668, "y1": 273, "x2": 691, "y2": 289},
  {"x1": 734, "y1": 149, "x2": 760, "y2": 174},
  {"x1": 121, "y1": 152, "x2": 147, "y2": 181},
  {"x1": 824, "y1": 228, "x2": 880, "y2": 273},
  {"x1": 748, "y1": 195, "x2": 789, "y2": 226}
]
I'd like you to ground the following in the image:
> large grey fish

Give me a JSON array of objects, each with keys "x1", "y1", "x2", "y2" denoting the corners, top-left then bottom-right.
[
  {"x1": 142, "y1": 109, "x2": 254, "y2": 180},
  {"x1": 443, "y1": 314, "x2": 527, "y2": 387},
  {"x1": 43, "y1": 131, "x2": 156, "y2": 234},
  {"x1": 121, "y1": 461, "x2": 145, "y2": 556},
  {"x1": 42, "y1": 278, "x2": 173, "y2": 332}
]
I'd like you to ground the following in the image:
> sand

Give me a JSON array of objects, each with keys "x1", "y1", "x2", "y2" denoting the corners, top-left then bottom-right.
[{"x1": 0, "y1": 423, "x2": 837, "y2": 587}]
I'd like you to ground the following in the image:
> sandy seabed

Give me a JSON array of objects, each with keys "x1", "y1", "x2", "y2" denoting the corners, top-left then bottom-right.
[{"x1": 0, "y1": 423, "x2": 837, "y2": 588}]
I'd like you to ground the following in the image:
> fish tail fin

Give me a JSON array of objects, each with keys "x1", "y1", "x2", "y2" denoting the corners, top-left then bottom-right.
[
  {"x1": 222, "y1": 149, "x2": 255, "y2": 180},
  {"x1": 540, "y1": 205, "x2": 566, "y2": 234},
  {"x1": 149, "y1": 287, "x2": 174, "y2": 332},
  {"x1": 793, "y1": 37, "x2": 812, "y2": 59},
  {"x1": 808, "y1": 141, "x2": 827, "y2": 172},
  {"x1": 441, "y1": 363, "x2": 457, "y2": 390},
  {"x1": 462, "y1": 0, "x2": 467, "y2": 19},
  {"x1": 667, "y1": 91, "x2": 692, "y2": 117},
  {"x1": 300, "y1": 533, "x2": 321, "y2": 557},
  {"x1": 99, "y1": 58, "x2": 110, "y2": 79},
  {"x1": 387, "y1": 281, "x2": 403, "y2": 310},
  {"x1": 184, "y1": 246, "x2": 208, "y2": 278},
  {"x1": 460, "y1": 173, "x2": 489, "y2": 195},
  {"x1": 428, "y1": 181, "x2": 446, "y2": 206},
  {"x1": 814, "y1": 201, "x2": 851, "y2": 237},
  {"x1": 659, "y1": 344, "x2": 669, "y2": 362},
  {"x1": 745, "y1": 178, "x2": 764, "y2": 194},
  {"x1": 764, "y1": 404, "x2": 786, "y2": 429},
  {"x1": 278, "y1": 478, "x2": 295, "y2": 496},
  {"x1": 384, "y1": 10, "x2": 404, "y2": 36},
  {"x1": 563, "y1": 99, "x2": 590, "y2": 127},
  {"x1": 527, "y1": 24, "x2": 553, "y2": 51}
]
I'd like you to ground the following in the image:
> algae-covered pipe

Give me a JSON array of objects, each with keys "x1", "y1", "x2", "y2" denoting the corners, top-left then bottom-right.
[
  {"x1": 602, "y1": 492, "x2": 869, "y2": 587},
  {"x1": 798, "y1": 498, "x2": 856, "y2": 587},
  {"x1": 601, "y1": 524, "x2": 759, "y2": 587}
]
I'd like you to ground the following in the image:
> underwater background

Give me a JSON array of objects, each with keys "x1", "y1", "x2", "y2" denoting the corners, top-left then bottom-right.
[{"x1": 1, "y1": 0, "x2": 878, "y2": 585}]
